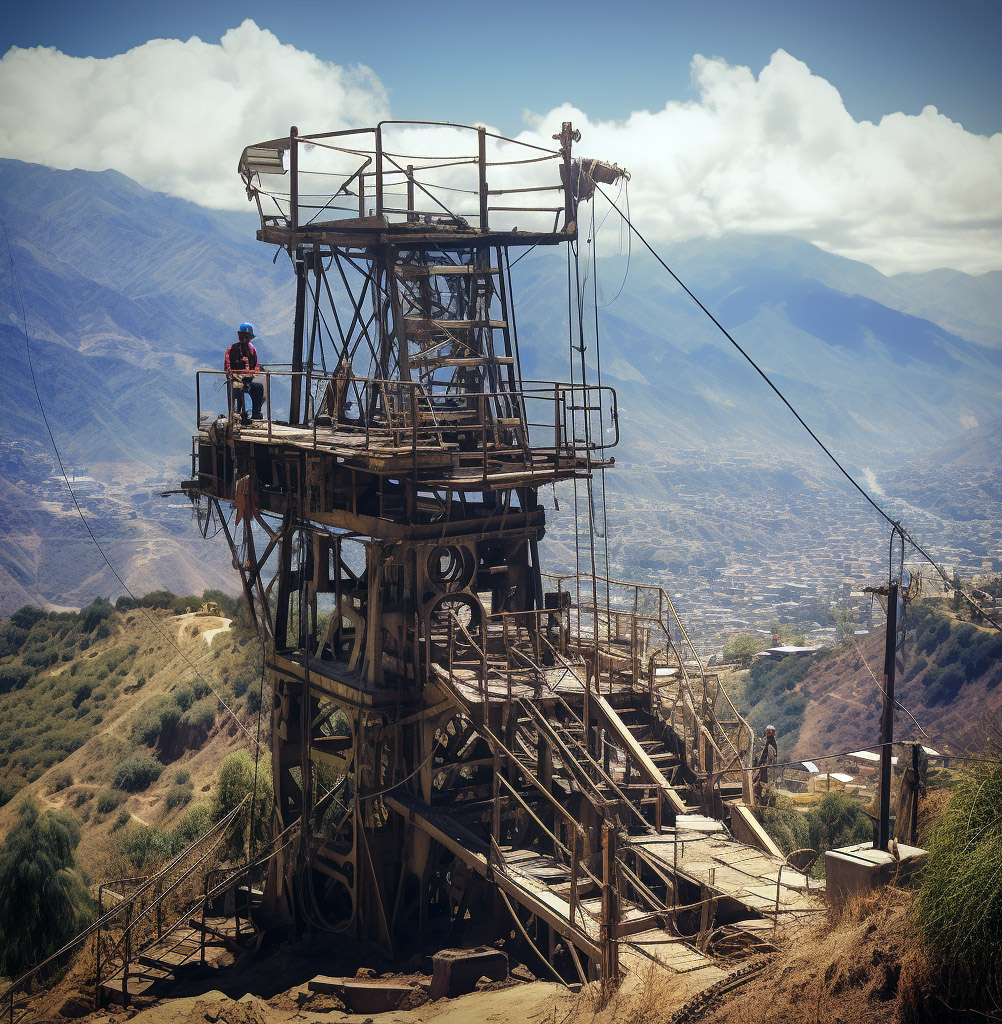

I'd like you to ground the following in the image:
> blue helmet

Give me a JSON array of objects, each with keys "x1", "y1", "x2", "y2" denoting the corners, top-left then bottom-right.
[{"x1": 238, "y1": 322, "x2": 255, "y2": 338}]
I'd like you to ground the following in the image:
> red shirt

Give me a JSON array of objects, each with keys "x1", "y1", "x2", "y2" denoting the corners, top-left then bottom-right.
[{"x1": 225, "y1": 341, "x2": 259, "y2": 377}]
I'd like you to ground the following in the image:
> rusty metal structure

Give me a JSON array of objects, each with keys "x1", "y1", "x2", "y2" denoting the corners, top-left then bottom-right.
[{"x1": 181, "y1": 120, "x2": 815, "y2": 987}]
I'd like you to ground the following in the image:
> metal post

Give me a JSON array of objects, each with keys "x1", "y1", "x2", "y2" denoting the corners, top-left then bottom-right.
[
  {"x1": 290, "y1": 251, "x2": 307, "y2": 426},
  {"x1": 478, "y1": 126, "x2": 489, "y2": 231},
  {"x1": 94, "y1": 888, "x2": 103, "y2": 1010},
  {"x1": 122, "y1": 902, "x2": 132, "y2": 1006},
  {"x1": 569, "y1": 827, "x2": 578, "y2": 929},
  {"x1": 289, "y1": 126, "x2": 299, "y2": 233},
  {"x1": 600, "y1": 825, "x2": 619, "y2": 991},
  {"x1": 878, "y1": 582, "x2": 898, "y2": 851},
  {"x1": 406, "y1": 164, "x2": 415, "y2": 222},
  {"x1": 374, "y1": 125, "x2": 383, "y2": 219}
]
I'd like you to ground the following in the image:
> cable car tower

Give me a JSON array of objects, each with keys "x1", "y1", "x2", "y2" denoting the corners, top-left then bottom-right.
[{"x1": 184, "y1": 121, "x2": 776, "y2": 983}]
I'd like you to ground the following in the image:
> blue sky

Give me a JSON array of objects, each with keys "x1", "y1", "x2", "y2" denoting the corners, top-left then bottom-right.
[
  {"x1": 1, "y1": 0, "x2": 1000, "y2": 273},
  {"x1": 3, "y1": 0, "x2": 1000, "y2": 136}
]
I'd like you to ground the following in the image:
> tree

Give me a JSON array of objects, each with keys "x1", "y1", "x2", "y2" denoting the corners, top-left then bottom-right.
[
  {"x1": 831, "y1": 606, "x2": 856, "y2": 644},
  {"x1": 211, "y1": 750, "x2": 273, "y2": 859},
  {"x1": 722, "y1": 633, "x2": 769, "y2": 666},
  {"x1": 805, "y1": 792, "x2": 872, "y2": 855},
  {"x1": 0, "y1": 800, "x2": 93, "y2": 979}
]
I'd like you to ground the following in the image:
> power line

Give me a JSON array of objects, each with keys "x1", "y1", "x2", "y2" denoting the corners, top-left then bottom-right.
[
  {"x1": 2, "y1": 215, "x2": 261, "y2": 750},
  {"x1": 593, "y1": 183, "x2": 1002, "y2": 634}
]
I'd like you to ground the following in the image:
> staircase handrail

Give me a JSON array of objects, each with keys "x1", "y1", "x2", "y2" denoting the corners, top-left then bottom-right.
[
  {"x1": 0, "y1": 795, "x2": 250, "y2": 1024},
  {"x1": 94, "y1": 795, "x2": 252, "y2": 997}
]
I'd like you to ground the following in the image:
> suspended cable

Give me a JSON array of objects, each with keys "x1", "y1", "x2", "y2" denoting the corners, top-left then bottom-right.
[{"x1": 593, "y1": 183, "x2": 1002, "y2": 633}]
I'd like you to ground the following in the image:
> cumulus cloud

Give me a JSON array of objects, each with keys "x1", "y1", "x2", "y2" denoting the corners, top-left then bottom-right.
[
  {"x1": 521, "y1": 51, "x2": 1002, "y2": 274},
  {"x1": 0, "y1": 19, "x2": 389, "y2": 209},
  {"x1": 1, "y1": 33, "x2": 999, "y2": 274}
]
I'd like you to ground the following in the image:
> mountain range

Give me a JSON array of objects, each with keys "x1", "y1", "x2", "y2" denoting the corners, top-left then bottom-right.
[{"x1": 1, "y1": 157, "x2": 1000, "y2": 614}]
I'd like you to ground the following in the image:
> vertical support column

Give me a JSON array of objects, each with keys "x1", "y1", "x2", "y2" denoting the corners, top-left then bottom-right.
[
  {"x1": 289, "y1": 126, "x2": 299, "y2": 233},
  {"x1": 600, "y1": 825, "x2": 619, "y2": 993},
  {"x1": 406, "y1": 164, "x2": 415, "y2": 222},
  {"x1": 290, "y1": 249, "x2": 307, "y2": 426},
  {"x1": 478, "y1": 126, "x2": 489, "y2": 232},
  {"x1": 374, "y1": 125, "x2": 383, "y2": 220},
  {"x1": 878, "y1": 582, "x2": 898, "y2": 851},
  {"x1": 559, "y1": 122, "x2": 574, "y2": 232}
]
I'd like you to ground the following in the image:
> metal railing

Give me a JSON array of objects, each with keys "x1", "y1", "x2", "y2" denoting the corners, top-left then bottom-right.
[
  {"x1": 196, "y1": 369, "x2": 617, "y2": 460},
  {"x1": 1, "y1": 798, "x2": 250, "y2": 1024},
  {"x1": 239, "y1": 121, "x2": 575, "y2": 239}
]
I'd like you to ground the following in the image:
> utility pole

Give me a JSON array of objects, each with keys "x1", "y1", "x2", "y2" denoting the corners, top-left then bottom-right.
[{"x1": 877, "y1": 582, "x2": 898, "y2": 850}]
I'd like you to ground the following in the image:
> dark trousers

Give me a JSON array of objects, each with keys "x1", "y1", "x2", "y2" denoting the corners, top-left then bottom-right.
[{"x1": 232, "y1": 379, "x2": 264, "y2": 418}]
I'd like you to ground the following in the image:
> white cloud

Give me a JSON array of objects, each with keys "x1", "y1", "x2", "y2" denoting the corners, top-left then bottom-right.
[
  {"x1": 1, "y1": 34, "x2": 999, "y2": 274},
  {"x1": 0, "y1": 20, "x2": 389, "y2": 209},
  {"x1": 521, "y1": 51, "x2": 1002, "y2": 275}
]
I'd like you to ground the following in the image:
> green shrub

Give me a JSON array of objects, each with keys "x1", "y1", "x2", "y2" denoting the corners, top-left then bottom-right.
[
  {"x1": 10, "y1": 606, "x2": 46, "y2": 631},
  {"x1": 51, "y1": 771, "x2": 73, "y2": 793},
  {"x1": 212, "y1": 750, "x2": 273, "y2": 858},
  {"x1": 182, "y1": 699, "x2": 215, "y2": 734},
  {"x1": 759, "y1": 790, "x2": 810, "y2": 855},
  {"x1": 80, "y1": 598, "x2": 113, "y2": 633},
  {"x1": 166, "y1": 785, "x2": 192, "y2": 810},
  {"x1": 173, "y1": 686, "x2": 195, "y2": 711},
  {"x1": 112, "y1": 809, "x2": 131, "y2": 830},
  {"x1": 174, "y1": 768, "x2": 191, "y2": 786},
  {"x1": 805, "y1": 792, "x2": 872, "y2": 859},
  {"x1": 246, "y1": 686, "x2": 264, "y2": 714},
  {"x1": 0, "y1": 800, "x2": 93, "y2": 978},
  {"x1": 0, "y1": 778, "x2": 24, "y2": 808},
  {"x1": 0, "y1": 665, "x2": 32, "y2": 694},
  {"x1": 96, "y1": 790, "x2": 126, "y2": 814},
  {"x1": 138, "y1": 590, "x2": 175, "y2": 609},
  {"x1": 73, "y1": 791, "x2": 89, "y2": 807},
  {"x1": 22, "y1": 648, "x2": 58, "y2": 669},
  {"x1": 71, "y1": 683, "x2": 93, "y2": 708},
  {"x1": 133, "y1": 698, "x2": 181, "y2": 746},
  {"x1": 113, "y1": 755, "x2": 162, "y2": 793},
  {"x1": 172, "y1": 804, "x2": 213, "y2": 850},
  {"x1": 121, "y1": 823, "x2": 171, "y2": 869},
  {"x1": 232, "y1": 674, "x2": 251, "y2": 698},
  {"x1": 0, "y1": 624, "x2": 29, "y2": 658},
  {"x1": 913, "y1": 755, "x2": 1002, "y2": 1013}
]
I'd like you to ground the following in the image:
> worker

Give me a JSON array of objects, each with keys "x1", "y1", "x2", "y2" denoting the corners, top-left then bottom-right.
[
  {"x1": 225, "y1": 322, "x2": 264, "y2": 423},
  {"x1": 753, "y1": 725, "x2": 778, "y2": 802}
]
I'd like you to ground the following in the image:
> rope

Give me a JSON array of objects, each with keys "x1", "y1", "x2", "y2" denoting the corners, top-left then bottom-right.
[{"x1": 592, "y1": 184, "x2": 1002, "y2": 634}]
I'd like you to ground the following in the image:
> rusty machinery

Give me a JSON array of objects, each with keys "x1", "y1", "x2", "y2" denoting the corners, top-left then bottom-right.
[{"x1": 182, "y1": 121, "x2": 752, "y2": 976}]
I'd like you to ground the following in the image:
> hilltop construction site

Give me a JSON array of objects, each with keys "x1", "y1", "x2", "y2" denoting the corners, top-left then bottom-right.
[{"x1": 1, "y1": 119, "x2": 999, "y2": 1024}]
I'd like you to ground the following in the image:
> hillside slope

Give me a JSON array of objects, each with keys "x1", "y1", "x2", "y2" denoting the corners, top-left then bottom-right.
[
  {"x1": 727, "y1": 596, "x2": 1002, "y2": 761},
  {"x1": 0, "y1": 599, "x2": 268, "y2": 883}
]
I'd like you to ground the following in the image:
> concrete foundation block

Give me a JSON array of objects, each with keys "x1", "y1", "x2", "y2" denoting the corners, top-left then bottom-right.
[
  {"x1": 825, "y1": 841, "x2": 927, "y2": 907},
  {"x1": 430, "y1": 946, "x2": 508, "y2": 999}
]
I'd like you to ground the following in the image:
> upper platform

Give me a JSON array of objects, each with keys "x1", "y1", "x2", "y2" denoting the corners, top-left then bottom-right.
[{"x1": 239, "y1": 120, "x2": 624, "y2": 251}]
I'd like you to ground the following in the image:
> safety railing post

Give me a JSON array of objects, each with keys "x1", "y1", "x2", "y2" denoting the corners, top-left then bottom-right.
[
  {"x1": 93, "y1": 887, "x2": 104, "y2": 1010},
  {"x1": 289, "y1": 126, "x2": 299, "y2": 233},
  {"x1": 374, "y1": 126, "x2": 383, "y2": 219},
  {"x1": 122, "y1": 902, "x2": 132, "y2": 1006},
  {"x1": 569, "y1": 827, "x2": 578, "y2": 930},
  {"x1": 478, "y1": 126, "x2": 489, "y2": 231}
]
